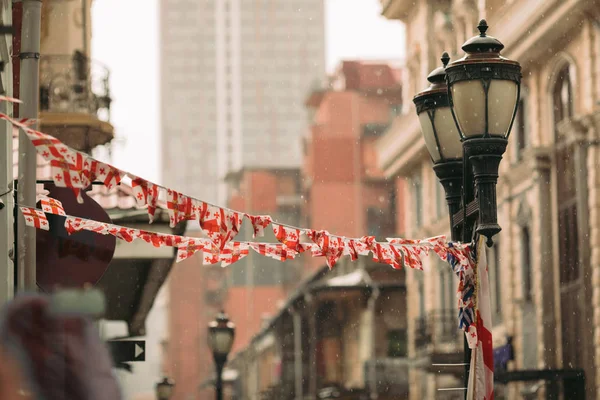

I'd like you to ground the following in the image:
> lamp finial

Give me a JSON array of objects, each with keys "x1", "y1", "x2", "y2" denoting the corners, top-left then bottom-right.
[
  {"x1": 478, "y1": 19, "x2": 488, "y2": 36},
  {"x1": 441, "y1": 52, "x2": 450, "y2": 68}
]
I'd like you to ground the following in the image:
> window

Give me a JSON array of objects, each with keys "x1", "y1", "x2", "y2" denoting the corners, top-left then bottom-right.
[
  {"x1": 557, "y1": 146, "x2": 579, "y2": 284},
  {"x1": 439, "y1": 267, "x2": 453, "y2": 311},
  {"x1": 487, "y1": 243, "x2": 502, "y2": 318},
  {"x1": 521, "y1": 227, "x2": 533, "y2": 302},
  {"x1": 412, "y1": 172, "x2": 423, "y2": 228},
  {"x1": 515, "y1": 88, "x2": 529, "y2": 161},
  {"x1": 416, "y1": 274, "x2": 425, "y2": 318},
  {"x1": 552, "y1": 64, "x2": 574, "y2": 139},
  {"x1": 366, "y1": 207, "x2": 382, "y2": 237},
  {"x1": 387, "y1": 329, "x2": 407, "y2": 358}
]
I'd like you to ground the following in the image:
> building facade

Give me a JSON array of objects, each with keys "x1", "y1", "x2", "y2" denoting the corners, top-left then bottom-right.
[
  {"x1": 159, "y1": 0, "x2": 326, "y2": 204},
  {"x1": 378, "y1": 0, "x2": 600, "y2": 398}
]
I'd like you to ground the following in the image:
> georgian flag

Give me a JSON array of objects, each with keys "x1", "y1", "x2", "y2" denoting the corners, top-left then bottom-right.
[{"x1": 467, "y1": 237, "x2": 494, "y2": 400}]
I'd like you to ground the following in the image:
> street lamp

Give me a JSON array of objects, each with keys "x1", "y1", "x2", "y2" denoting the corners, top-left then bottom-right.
[
  {"x1": 155, "y1": 377, "x2": 175, "y2": 400},
  {"x1": 208, "y1": 311, "x2": 236, "y2": 400},
  {"x1": 413, "y1": 19, "x2": 521, "y2": 395}
]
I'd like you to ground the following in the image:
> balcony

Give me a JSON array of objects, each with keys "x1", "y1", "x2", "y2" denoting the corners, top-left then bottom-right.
[
  {"x1": 39, "y1": 52, "x2": 114, "y2": 152},
  {"x1": 380, "y1": 0, "x2": 413, "y2": 20},
  {"x1": 364, "y1": 358, "x2": 409, "y2": 397},
  {"x1": 414, "y1": 311, "x2": 464, "y2": 375},
  {"x1": 415, "y1": 310, "x2": 462, "y2": 350}
]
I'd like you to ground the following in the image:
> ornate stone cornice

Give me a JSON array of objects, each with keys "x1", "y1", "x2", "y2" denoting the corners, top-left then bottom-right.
[{"x1": 556, "y1": 114, "x2": 597, "y2": 145}]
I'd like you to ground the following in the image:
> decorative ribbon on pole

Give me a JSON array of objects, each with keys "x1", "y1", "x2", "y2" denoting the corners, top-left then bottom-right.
[{"x1": 466, "y1": 237, "x2": 494, "y2": 400}]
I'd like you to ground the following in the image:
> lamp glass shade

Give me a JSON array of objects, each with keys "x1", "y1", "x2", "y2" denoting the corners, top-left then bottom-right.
[
  {"x1": 450, "y1": 75, "x2": 518, "y2": 138},
  {"x1": 208, "y1": 327, "x2": 235, "y2": 356},
  {"x1": 156, "y1": 379, "x2": 174, "y2": 400},
  {"x1": 418, "y1": 111, "x2": 441, "y2": 161},
  {"x1": 418, "y1": 106, "x2": 462, "y2": 163}
]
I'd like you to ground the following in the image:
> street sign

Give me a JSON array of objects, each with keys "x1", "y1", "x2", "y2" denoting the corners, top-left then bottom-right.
[
  {"x1": 36, "y1": 184, "x2": 116, "y2": 292},
  {"x1": 107, "y1": 340, "x2": 146, "y2": 363}
]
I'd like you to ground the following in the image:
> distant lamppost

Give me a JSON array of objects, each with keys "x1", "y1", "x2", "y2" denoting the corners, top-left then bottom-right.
[
  {"x1": 413, "y1": 19, "x2": 521, "y2": 396},
  {"x1": 208, "y1": 311, "x2": 236, "y2": 400},
  {"x1": 155, "y1": 377, "x2": 175, "y2": 400}
]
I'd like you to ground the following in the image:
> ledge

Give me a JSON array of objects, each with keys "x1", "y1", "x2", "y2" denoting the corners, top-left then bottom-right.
[{"x1": 39, "y1": 111, "x2": 114, "y2": 151}]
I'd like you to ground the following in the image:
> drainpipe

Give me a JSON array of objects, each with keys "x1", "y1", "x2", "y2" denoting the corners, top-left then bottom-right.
[
  {"x1": 290, "y1": 306, "x2": 303, "y2": 400},
  {"x1": 17, "y1": 0, "x2": 41, "y2": 292},
  {"x1": 364, "y1": 269, "x2": 380, "y2": 399}
]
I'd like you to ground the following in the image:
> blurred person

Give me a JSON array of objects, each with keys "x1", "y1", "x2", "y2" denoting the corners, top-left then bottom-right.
[{"x1": 0, "y1": 294, "x2": 122, "y2": 400}]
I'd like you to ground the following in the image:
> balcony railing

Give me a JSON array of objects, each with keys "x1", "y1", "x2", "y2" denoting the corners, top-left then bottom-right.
[
  {"x1": 39, "y1": 52, "x2": 111, "y2": 121},
  {"x1": 415, "y1": 310, "x2": 461, "y2": 350},
  {"x1": 364, "y1": 358, "x2": 409, "y2": 396}
]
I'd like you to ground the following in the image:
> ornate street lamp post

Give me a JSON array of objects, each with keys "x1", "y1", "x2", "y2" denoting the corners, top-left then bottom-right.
[
  {"x1": 413, "y1": 20, "x2": 521, "y2": 395},
  {"x1": 208, "y1": 311, "x2": 236, "y2": 400},
  {"x1": 155, "y1": 377, "x2": 175, "y2": 400}
]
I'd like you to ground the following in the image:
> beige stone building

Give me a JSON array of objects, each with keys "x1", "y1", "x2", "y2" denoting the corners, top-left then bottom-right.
[{"x1": 378, "y1": 0, "x2": 600, "y2": 398}]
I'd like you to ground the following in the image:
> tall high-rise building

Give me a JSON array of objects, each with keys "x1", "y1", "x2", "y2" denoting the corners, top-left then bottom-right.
[{"x1": 160, "y1": 0, "x2": 326, "y2": 204}]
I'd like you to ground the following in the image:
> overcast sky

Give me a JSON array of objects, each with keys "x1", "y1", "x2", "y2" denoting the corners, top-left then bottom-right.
[{"x1": 91, "y1": 0, "x2": 405, "y2": 184}]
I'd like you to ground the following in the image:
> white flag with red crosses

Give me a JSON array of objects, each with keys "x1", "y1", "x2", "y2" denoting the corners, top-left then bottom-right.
[
  {"x1": 273, "y1": 224, "x2": 305, "y2": 253},
  {"x1": 198, "y1": 203, "x2": 243, "y2": 250},
  {"x1": 39, "y1": 196, "x2": 66, "y2": 216},
  {"x1": 20, "y1": 207, "x2": 49, "y2": 231},
  {"x1": 25, "y1": 129, "x2": 76, "y2": 162},
  {"x1": 246, "y1": 214, "x2": 273, "y2": 238},
  {"x1": 219, "y1": 242, "x2": 250, "y2": 267}
]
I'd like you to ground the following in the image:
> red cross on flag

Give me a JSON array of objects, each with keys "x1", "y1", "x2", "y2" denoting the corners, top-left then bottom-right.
[{"x1": 20, "y1": 207, "x2": 49, "y2": 231}]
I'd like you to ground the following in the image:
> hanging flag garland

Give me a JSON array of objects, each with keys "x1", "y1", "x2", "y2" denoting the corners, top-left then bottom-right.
[{"x1": 2, "y1": 96, "x2": 477, "y2": 340}]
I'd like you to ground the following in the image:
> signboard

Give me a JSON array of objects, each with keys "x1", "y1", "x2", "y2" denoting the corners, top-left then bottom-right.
[
  {"x1": 36, "y1": 184, "x2": 116, "y2": 291},
  {"x1": 107, "y1": 340, "x2": 146, "y2": 363}
]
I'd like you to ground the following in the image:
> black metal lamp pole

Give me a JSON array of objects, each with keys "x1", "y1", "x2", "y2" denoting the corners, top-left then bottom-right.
[
  {"x1": 208, "y1": 311, "x2": 236, "y2": 400},
  {"x1": 413, "y1": 20, "x2": 521, "y2": 397}
]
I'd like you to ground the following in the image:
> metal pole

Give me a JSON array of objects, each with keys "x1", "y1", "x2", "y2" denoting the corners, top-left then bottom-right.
[
  {"x1": 81, "y1": 0, "x2": 88, "y2": 57},
  {"x1": 215, "y1": 359, "x2": 224, "y2": 400},
  {"x1": 16, "y1": 0, "x2": 41, "y2": 292},
  {"x1": 0, "y1": 1, "x2": 14, "y2": 306}
]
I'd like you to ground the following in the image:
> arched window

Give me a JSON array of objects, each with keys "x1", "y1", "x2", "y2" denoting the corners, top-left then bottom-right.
[
  {"x1": 552, "y1": 63, "x2": 574, "y2": 139},
  {"x1": 552, "y1": 61, "x2": 579, "y2": 284}
]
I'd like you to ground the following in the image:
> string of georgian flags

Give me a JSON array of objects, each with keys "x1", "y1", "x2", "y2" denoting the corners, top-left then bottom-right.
[{"x1": 1, "y1": 96, "x2": 484, "y2": 351}]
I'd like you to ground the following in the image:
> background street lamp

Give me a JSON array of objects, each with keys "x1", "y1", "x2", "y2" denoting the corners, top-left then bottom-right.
[
  {"x1": 155, "y1": 377, "x2": 175, "y2": 400},
  {"x1": 413, "y1": 19, "x2": 521, "y2": 396},
  {"x1": 208, "y1": 311, "x2": 236, "y2": 400}
]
